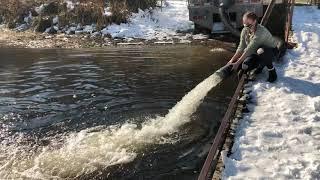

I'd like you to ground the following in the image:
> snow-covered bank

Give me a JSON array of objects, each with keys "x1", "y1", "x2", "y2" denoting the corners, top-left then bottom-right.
[
  {"x1": 223, "y1": 6, "x2": 320, "y2": 179},
  {"x1": 101, "y1": 0, "x2": 194, "y2": 40},
  {"x1": 0, "y1": 0, "x2": 211, "y2": 48}
]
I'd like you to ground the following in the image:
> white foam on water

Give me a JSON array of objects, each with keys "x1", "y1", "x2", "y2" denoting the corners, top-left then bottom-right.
[{"x1": 0, "y1": 71, "x2": 224, "y2": 179}]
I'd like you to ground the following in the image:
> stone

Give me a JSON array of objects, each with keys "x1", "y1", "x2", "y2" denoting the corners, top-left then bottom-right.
[
  {"x1": 76, "y1": 24, "x2": 83, "y2": 31},
  {"x1": 15, "y1": 24, "x2": 29, "y2": 32},
  {"x1": 45, "y1": 26, "x2": 57, "y2": 34},
  {"x1": 66, "y1": 30, "x2": 75, "y2": 35},
  {"x1": 52, "y1": 16, "x2": 59, "y2": 25},
  {"x1": 75, "y1": 30, "x2": 84, "y2": 35},
  {"x1": 91, "y1": 31, "x2": 101, "y2": 38},
  {"x1": 34, "y1": 17, "x2": 52, "y2": 32},
  {"x1": 24, "y1": 13, "x2": 33, "y2": 25}
]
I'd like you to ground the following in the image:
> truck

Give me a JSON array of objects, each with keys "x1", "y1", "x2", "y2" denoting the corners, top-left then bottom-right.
[{"x1": 187, "y1": 0, "x2": 289, "y2": 37}]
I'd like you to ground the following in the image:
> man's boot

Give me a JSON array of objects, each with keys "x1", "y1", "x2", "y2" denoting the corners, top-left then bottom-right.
[
  {"x1": 267, "y1": 67, "x2": 277, "y2": 82},
  {"x1": 254, "y1": 65, "x2": 264, "y2": 74}
]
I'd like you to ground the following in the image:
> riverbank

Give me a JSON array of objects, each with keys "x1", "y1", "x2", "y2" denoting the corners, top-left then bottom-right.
[
  {"x1": 0, "y1": 0, "x2": 229, "y2": 48},
  {"x1": 223, "y1": 6, "x2": 320, "y2": 179},
  {"x1": 0, "y1": 27, "x2": 236, "y2": 49}
]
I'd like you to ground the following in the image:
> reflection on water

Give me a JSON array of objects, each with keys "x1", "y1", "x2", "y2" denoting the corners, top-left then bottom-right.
[{"x1": 0, "y1": 46, "x2": 237, "y2": 179}]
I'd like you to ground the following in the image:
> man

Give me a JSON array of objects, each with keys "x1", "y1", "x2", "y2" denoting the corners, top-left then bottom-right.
[{"x1": 228, "y1": 11, "x2": 279, "y2": 82}]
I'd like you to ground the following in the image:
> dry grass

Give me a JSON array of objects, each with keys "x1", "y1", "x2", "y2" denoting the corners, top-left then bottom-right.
[
  {"x1": 60, "y1": 0, "x2": 106, "y2": 29},
  {"x1": 0, "y1": 0, "x2": 45, "y2": 26},
  {"x1": 0, "y1": 0, "x2": 159, "y2": 29}
]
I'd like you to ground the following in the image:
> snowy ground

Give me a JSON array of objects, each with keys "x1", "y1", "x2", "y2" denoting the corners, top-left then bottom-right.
[
  {"x1": 101, "y1": 0, "x2": 200, "y2": 40},
  {"x1": 0, "y1": 0, "x2": 210, "y2": 48},
  {"x1": 223, "y1": 6, "x2": 320, "y2": 179}
]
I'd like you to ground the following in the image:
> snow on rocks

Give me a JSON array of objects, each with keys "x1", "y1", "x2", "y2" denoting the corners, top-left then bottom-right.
[
  {"x1": 101, "y1": 0, "x2": 196, "y2": 40},
  {"x1": 65, "y1": 0, "x2": 75, "y2": 11},
  {"x1": 223, "y1": 6, "x2": 320, "y2": 179},
  {"x1": 104, "y1": 7, "x2": 112, "y2": 17},
  {"x1": 24, "y1": 12, "x2": 33, "y2": 25},
  {"x1": 83, "y1": 25, "x2": 96, "y2": 34},
  {"x1": 1, "y1": 0, "x2": 208, "y2": 44},
  {"x1": 15, "y1": 24, "x2": 29, "y2": 32},
  {"x1": 53, "y1": 16, "x2": 59, "y2": 25}
]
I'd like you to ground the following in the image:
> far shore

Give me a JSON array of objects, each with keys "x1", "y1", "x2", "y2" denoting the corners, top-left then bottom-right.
[{"x1": 0, "y1": 28, "x2": 237, "y2": 49}]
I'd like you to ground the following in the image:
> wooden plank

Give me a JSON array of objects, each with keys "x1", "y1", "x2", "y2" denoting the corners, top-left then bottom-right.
[{"x1": 198, "y1": 75, "x2": 246, "y2": 180}]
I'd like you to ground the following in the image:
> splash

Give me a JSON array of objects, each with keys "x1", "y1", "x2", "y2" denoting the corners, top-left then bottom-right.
[{"x1": 0, "y1": 70, "x2": 225, "y2": 179}]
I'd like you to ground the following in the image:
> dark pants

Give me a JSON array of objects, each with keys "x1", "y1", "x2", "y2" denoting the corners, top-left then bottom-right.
[{"x1": 241, "y1": 47, "x2": 279, "y2": 72}]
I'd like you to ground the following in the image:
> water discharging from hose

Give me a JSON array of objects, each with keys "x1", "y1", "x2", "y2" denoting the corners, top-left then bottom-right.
[{"x1": 0, "y1": 65, "x2": 233, "y2": 179}]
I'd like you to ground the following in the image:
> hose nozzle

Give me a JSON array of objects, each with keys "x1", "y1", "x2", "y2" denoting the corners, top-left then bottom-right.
[{"x1": 216, "y1": 64, "x2": 234, "y2": 79}]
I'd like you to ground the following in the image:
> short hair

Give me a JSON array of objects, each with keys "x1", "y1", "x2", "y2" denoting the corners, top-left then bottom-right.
[{"x1": 243, "y1": 11, "x2": 258, "y2": 21}]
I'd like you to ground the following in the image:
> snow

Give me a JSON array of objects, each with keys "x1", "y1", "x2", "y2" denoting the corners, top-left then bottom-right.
[
  {"x1": 24, "y1": 12, "x2": 33, "y2": 25},
  {"x1": 15, "y1": 24, "x2": 29, "y2": 32},
  {"x1": 2, "y1": 0, "x2": 204, "y2": 41},
  {"x1": 65, "y1": 0, "x2": 75, "y2": 11},
  {"x1": 83, "y1": 25, "x2": 95, "y2": 33},
  {"x1": 53, "y1": 16, "x2": 59, "y2": 25},
  {"x1": 104, "y1": 7, "x2": 112, "y2": 17},
  {"x1": 101, "y1": 0, "x2": 194, "y2": 40},
  {"x1": 223, "y1": 6, "x2": 320, "y2": 179}
]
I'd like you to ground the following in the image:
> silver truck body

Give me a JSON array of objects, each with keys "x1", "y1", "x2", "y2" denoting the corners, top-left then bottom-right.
[{"x1": 188, "y1": 0, "x2": 284, "y2": 34}]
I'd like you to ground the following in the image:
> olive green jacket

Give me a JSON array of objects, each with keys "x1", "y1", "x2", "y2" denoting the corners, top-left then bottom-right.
[{"x1": 237, "y1": 24, "x2": 278, "y2": 55}]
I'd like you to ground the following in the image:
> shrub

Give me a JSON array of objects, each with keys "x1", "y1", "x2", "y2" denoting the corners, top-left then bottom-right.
[{"x1": 0, "y1": 0, "x2": 160, "y2": 29}]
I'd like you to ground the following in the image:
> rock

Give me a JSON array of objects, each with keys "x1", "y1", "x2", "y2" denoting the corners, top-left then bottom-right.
[
  {"x1": 56, "y1": 34, "x2": 65, "y2": 38},
  {"x1": 103, "y1": 33, "x2": 112, "y2": 39},
  {"x1": 242, "y1": 106, "x2": 250, "y2": 113},
  {"x1": 53, "y1": 26, "x2": 59, "y2": 31},
  {"x1": 15, "y1": 24, "x2": 29, "y2": 32},
  {"x1": 34, "y1": 17, "x2": 52, "y2": 32},
  {"x1": 52, "y1": 16, "x2": 59, "y2": 25},
  {"x1": 75, "y1": 30, "x2": 84, "y2": 35},
  {"x1": 314, "y1": 97, "x2": 320, "y2": 112},
  {"x1": 243, "y1": 88, "x2": 252, "y2": 94},
  {"x1": 76, "y1": 24, "x2": 83, "y2": 31},
  {"x1": 61, "y1": 27, "x2": 67, "y2": 32},
  {"x1": 66, "y1": 30, "x2": 75, "y2": 35},
  {"x1": 91, "y1": 31, "x2": 101, "y2": 38},
  {"x1": 24, "y1": 12, "x2": 33, "y2": 25},
  {"x1": 83, "y1": 25, "x2": 95, "y2": 34},
  {"x1": 65, "y1": 26, "x2": 76, "y2": 35},
  {"x1": 45, "y1": 26, "x2": 57, "y2": 34},
  {"x1": 69, "y1": 26, "x2": 76, "y2": 31},
  {"x1": 45, "y1": 35, "x2": 53, "y2": 39}
]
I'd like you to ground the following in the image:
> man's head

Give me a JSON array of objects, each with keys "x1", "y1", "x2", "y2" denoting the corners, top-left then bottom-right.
[{"x1": 243, "y1": 12, "x2": 258, "y2": 29}]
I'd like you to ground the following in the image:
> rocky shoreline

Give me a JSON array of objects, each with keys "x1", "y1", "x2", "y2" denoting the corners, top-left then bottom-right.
[
  {"x1": 0, "y1": 0, "x2": 240, "y2": 49},
  {"x1": 0, "y1": 1, "x2": 239, "y2": 49},
  {"x1": 0, "y1": 27, "x2": 238, "y2": 49}
]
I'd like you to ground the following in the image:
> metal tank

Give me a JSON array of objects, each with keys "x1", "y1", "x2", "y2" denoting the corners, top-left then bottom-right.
[{"x1": 187, "y1": 0, "x2": 286, "y2": 36}]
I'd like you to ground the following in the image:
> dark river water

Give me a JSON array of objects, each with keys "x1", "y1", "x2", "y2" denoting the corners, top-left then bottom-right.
[{"x1": 0, "y1": 45, "x2": 237, "y2": 180}]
